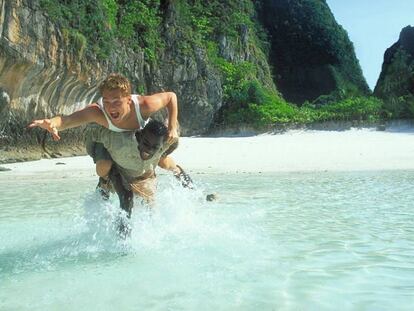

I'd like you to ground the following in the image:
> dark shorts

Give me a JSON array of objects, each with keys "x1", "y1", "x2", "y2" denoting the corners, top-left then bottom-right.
[{"x1": 85, "y1": 141, "x2": 112, "y2": 163}]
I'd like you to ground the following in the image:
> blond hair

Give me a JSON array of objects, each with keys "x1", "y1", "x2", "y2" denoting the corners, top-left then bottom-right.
[{"x1": 99, "y1": 73, "x2": 131, "y2": 96}]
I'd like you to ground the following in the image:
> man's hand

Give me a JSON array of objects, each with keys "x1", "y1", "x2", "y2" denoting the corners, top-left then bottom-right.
[
  {"x1": 28, "y1": 119, "x2": 61, "y2": 141},
  {"x1": 167, "y1": 126, "x2": 178, "y2": 145}
]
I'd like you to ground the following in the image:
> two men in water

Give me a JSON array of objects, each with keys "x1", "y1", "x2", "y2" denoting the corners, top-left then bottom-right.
[
  {"x1": 29, "y1": 73, "x2": 192, "y2": 214},
  {"x1": 29, "y1": 73, "x2": 184, "y2": 182}
]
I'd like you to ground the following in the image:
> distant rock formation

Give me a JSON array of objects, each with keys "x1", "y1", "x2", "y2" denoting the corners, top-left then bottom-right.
[
  {"x1": 255, "y1": 0, "x2": 370, "y2": 105},
  {"x1": 374, "y1": 25, "x2": 414, "y2": 117}
]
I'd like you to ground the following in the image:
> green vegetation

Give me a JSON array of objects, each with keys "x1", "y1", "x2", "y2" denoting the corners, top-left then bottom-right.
[
  {"x1": 101, "y1": 0, "x2": 118, "y2": 30},
  {"x1": 375, "y1": 49, "x2": 414, "y2": 118},
  {"x1": 311, "y1": 97, "x2": 383, "y2": 121},
  {"x1": 61, "y1": 28, "x2": 87, "y2": 59},
  {"x1": 255, "y1": 0, "x2": 370, "y2": 104},
  {"x1": 202, "y1": 0, "x2": 388, "y2": 128},
  {"x1": 117, "y1": 1, "x2": 163, "y2": 61},
  {"x1": 218, "y1": 79, "x2": 384, "y2": 128},
  {"x1": 40, "y1": 0, "x2": 162, "y2": 60}
]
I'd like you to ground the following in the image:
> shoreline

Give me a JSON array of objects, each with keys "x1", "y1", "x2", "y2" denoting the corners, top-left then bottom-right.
[
  {"x1": 1, "y1": 119, "x2": 414, "y2": 165},
  {"x1": 206, "y1": 119, "x2": 414, "y2": 137},
  {"x1": 2, "y1": 128, "x2": 414, "y2": 177}
]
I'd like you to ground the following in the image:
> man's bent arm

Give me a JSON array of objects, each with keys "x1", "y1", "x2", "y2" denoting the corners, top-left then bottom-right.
[{"x1": 140, "y1": 92, "x2": 178, "y2": 141}]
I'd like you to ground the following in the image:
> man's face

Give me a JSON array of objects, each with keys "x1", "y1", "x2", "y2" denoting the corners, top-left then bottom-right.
[
  {"x1": 136, "y1": 130, "x2": 164, "y2": 160},
  {"x1": 102, "y1": 89, "x2": 131, "y2": 125}
]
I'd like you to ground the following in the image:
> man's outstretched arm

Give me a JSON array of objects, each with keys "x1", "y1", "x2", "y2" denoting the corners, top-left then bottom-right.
[{"x1": 28, "y1": 104, "x2": 107, "y2": 141}]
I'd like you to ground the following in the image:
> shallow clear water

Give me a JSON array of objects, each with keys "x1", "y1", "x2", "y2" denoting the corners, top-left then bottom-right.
[{"x1": 1, "y1": 171, "x2": 414, "y2": 310}]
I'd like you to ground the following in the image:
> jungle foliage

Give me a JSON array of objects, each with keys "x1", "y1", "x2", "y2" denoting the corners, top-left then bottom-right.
[{"x1": 40, "y1": 0, "x2": 162, "y2": 60}]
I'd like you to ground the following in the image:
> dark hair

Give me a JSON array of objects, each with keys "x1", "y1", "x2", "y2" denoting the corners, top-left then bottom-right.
[{"x1": 138, "y1": 119, "x2": 168, "y2": 138}]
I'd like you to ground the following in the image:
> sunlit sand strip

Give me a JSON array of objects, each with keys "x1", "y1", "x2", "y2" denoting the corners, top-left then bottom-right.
[{"x1": 2, "y1": 128, "x2": 414, "y2": 177}]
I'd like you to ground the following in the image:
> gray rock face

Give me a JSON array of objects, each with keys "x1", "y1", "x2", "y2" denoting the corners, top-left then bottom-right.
[
  {"x1": 0, "y1": 0, "x2": 230, "y2": 161},
  {"x1": 0, "y1": 0, "x2": 279, "y2": 145},
  {"x1": 158, "y1": 3, "x2": 225, "y2": 135},
  {"x1": 0, "y1": 0, "x2": 104, "y2": 155},
  {"x1": 399, "y1": 26, "x2": 414, "y2": 55},
  {"x1": 0, "y1": 0, "x2": 104, "y2": 111},
  {"x1": 0, "y1": 87, "x2": 9, "y2": 113}
]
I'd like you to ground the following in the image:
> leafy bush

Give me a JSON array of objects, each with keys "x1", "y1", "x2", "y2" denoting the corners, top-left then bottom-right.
[
  {"x1": 40, "y1": 0, "x2": 162, "y2": 61},
  {"x1": 317, "y1": 97, "x2": 383, "y2": 121},
  {"x1": 60, "y1": 29, "x2": 87, "y2": 59},
  {"x1": 220, "y1": 80, "x2": 300, "y2": 126},
  {"x1": 40, "y1": 0, "x2": 115, "y2": 59},
  {"x1": 220, "y1": 83, "x2": 384, "y2": 127},
  {"x1": 117, "y1": 0, "x2": 162, "y2": 60},
  {"x1": 382, "y1": 95, "x2": 414, "y2": 118},
  {"x1": 102, "y1": 0, "x2": 118, "y2": 30}
]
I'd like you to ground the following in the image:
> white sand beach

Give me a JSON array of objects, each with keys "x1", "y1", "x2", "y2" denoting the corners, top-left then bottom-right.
[{"x1": 2, "y1": 128, "x2": 414, "y2": 177}]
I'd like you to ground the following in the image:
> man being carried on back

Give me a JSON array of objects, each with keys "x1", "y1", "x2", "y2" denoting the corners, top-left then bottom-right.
[
  {"x1": 28, "y1": 73, "x2": 187, "y2": 189},
  {"x1": 86, "y1": 119, "x2": 193, "y2": 213},
  {"x1": 86, "y1": 119, "x2": 193, "y2": 237}
]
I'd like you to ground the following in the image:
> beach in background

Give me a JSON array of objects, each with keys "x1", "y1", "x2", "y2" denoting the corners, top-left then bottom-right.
[{"x1": 2, "y1": 128, "x2": 414, "y2": 177}]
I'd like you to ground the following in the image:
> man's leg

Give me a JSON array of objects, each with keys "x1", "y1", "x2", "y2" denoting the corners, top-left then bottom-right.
[
  {"x1": 96, "y1": 159, "x2": 113, "y2": 179},
  {"x1": 158, "y1": 156, "x2": 194, "y2": 189},
  {"x1": 157, "y1": 155, "x2": 178, "y2": 172},
  {"x1": 108, "y1": 166, "x2": 134, "y2": 238},
  {"x1": 158, "y1": 140, "x2": 194, "y2": 189},
  {"x1": 109, "y1": 166, "x2": 134, "y2": 218},
  {"x1": 85, "y1": 140, "x2": 114, "y2": 199},
  {"x1": 95, "y1": 159, "x2": 114, "y2": 199}
]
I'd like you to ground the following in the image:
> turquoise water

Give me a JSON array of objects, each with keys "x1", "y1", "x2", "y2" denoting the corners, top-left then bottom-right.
[{"x1": 1, "y1": 170, "x2": 414, "y2": 310}]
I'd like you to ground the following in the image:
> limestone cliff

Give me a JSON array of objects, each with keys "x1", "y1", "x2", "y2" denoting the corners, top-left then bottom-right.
[
  {"x1": 0, "y1": 0, "x2": 225, "y2": 162},
  {"x1": 0, "y1": 0, "x2": 107, "y2": 162},
  {"x1": 255, "y1": 0, "x2": 370, "y2": 105},
  {"x1": 374, "y1": 26, "x2": 414, "y2": 118}
]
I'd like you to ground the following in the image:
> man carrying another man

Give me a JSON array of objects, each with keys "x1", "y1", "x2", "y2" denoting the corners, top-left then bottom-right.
[
  {"x1": 29, "y1": 73, "x2": 185, "y2": 184},
  {"x1": 29, "y1": 73, "x2": 193, "y2": 210}
]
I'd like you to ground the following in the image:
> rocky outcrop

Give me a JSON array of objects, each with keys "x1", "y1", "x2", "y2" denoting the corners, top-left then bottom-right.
[
  {"x1": 255, "y1": 0, "x2": 370, "y2": 105},
  {"x1": 0, "y1": 0, "x2": 105, "y2": 162},
  {"x1": 0, "y1": 0, "x2": 229, "y2": 162},
  {"x1": 374, "y1": 26, "x2": 414, "y2": 117},
  {"x1": 155, "y1": 2, "x2": 223, "y2": 136}
]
